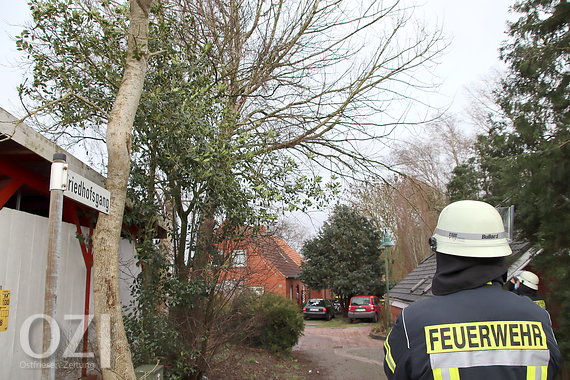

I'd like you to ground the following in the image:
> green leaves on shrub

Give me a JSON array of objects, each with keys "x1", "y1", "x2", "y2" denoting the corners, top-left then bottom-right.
[{"x1": 243, "y1": 293, "x2": 305, "y2": 354}]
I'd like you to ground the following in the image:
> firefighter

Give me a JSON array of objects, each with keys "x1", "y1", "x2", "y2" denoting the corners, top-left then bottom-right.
[
  {"x1": 383, "y1": 200, "x2": 561, "y2": 380},
  {"x1": 516, "y1": 270, "x2": 547, "y2": 309}
]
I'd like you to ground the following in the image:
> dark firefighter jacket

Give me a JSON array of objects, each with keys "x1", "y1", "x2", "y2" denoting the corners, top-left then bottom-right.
[
  {"x1": 383, "y1": 282, "x2": 561, "y2": 380},
  {"x1": 529, "y1": 295, "x2": 547, "y2": 310},
  {"x1": 518, "y1": 284, "x2": 547, "y2": 310}
]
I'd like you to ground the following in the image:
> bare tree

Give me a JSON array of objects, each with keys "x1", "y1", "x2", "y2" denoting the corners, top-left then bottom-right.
[
  {"x1": 182, "y1": 0, "x2": 446, "y2": 177},
  {"x1": 270, "y1": 218, "x2": 310, "y2": 252},
  {"x1": 390, "y1": 115, "x2": 474, "y2": 194},
  {"x1": 174, "y1": 0, "x2": 447, "y2": 321},
  {"x1": 349, "y1": 115, "x2": 476, "y2": 279},
  {"x1": 350, "y1": 176, "x2": 440, "y2": 281},
  {"x1": 464, "y1": 71, "x2": 506, "y2": 133}
]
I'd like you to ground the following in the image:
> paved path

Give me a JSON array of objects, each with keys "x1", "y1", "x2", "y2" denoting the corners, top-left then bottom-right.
[{"x1": 293, "y1": 321, "x2": 388, "y2": 380}]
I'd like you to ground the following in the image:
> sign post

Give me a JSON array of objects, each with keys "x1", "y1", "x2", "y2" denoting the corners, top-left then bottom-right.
[
  {"x1": 43, "y1": 153, "x2": 67, "y2": 380},
  {"x1": 42, "y1": 155, "x2": 111, "y2": 379}
]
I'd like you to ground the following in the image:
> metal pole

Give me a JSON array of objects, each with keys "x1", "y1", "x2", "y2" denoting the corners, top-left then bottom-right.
[
  {"x1": 81, "y1": 262, "x2": 92, "y2": 377},
  {"x1": 381, "y1": 229, "x2": 394, "y2": 331},
  {"x1": 384, "y1": 246, "x2": 390, "y2": 330},
  {"x1": 42, "y1": 153, "x2": 67, "y2": 380}
]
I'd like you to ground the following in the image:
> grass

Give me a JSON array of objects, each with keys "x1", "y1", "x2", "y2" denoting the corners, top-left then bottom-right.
[{"x1": 310, "y1": 315, "x2": 390, "y2": 338}]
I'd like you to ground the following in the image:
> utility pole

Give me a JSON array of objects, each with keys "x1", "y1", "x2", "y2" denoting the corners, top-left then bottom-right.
[{"x1": 43, "y1": 153, "x2": 67, "y2": 380}]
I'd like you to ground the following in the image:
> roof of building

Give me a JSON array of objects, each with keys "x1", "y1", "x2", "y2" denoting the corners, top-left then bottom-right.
[
  {"x1": 0, "y1": 108, "x2": 106, "y2": 182},
  {"x1": 274, "y1": 236, "x2": 304, "y2": 267},
  {"x1": 0, "y1": 107, "x2": 106, "y2": 220},
  {"x1": 252, "y1": 235, "x2": 302, "y2": 279},
  {"x1": 0, "y1": 107, "x2": 166, "y2": 235},
  {"x1": 388, "y1": 240, "x2": 537, "y2": 306},
  {"x1": 388, "y1": 254, "x2": 437, "y2": 305}
]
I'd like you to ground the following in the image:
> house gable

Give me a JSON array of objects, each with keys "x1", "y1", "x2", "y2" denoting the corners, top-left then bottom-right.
[
  {"x1": 218, "y1": 231, "x2": 318, "y2": 305},
  {"x1": 252, "y1": 235, "x2": 301, "y2": 279},
  {"x1": 274, "y1": 237, "x2": 304, "y2": 267}
]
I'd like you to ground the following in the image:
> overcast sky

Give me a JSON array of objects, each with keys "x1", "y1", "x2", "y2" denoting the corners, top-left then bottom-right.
[
  {"x1": 0, "y1": 1, "x2": 31, "y2": 116},
  {"x1": 0, "y1": 0, "x2": 513, "y2": 235},
  {"x1": 1, "y1": 1, "x2": 512, "y2": 117},
  {"x1": 420, "y1": 0, "x2": 511, "y2": 112}
]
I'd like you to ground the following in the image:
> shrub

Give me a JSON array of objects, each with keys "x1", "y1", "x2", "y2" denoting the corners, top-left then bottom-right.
[{"x1": 245, "y1": 293, "x2": 304, "y2": 354}]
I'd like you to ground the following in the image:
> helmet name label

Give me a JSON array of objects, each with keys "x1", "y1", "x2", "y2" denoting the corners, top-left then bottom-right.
[
  {"x1": 434, "y1": 228, "x2": 507, "y2": 240},
  {"x1": 424, "y1": 321, "x2": 547, "y2": 353}
]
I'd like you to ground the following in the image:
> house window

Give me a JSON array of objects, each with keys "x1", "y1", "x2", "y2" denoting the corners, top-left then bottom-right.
[
  {"x1": 250, "y1": 286, "x2": 264, "y2": 295},
  {"x1": 232, "y1": 249, "x2": 247, "y2": 267},
  {"x1": 216, "y1": 279, "x2": 241, "y2": 293}
]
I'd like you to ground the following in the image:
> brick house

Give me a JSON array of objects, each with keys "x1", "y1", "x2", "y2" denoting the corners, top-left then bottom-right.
[{"x1": 217, "y1": 229, "x2": 329, "y2": 307}]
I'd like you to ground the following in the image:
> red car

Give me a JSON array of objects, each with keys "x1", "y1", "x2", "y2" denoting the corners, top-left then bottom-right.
[{"x1": 347, "y1": 295, "x2": 382, "y2": 323}]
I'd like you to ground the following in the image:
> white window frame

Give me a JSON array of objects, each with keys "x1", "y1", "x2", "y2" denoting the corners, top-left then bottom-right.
[
  {"x1": 232, "y1": 249, "x2": 247, "y2": 267},
  {"x1": 249, "y1": 286, "x2": 264, "y2": 295}
]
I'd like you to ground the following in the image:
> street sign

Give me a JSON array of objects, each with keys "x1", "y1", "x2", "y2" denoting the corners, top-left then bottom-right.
[
  {"x1": 0, "y1": 290, "x2": 10, "y2": 332},
  {"x1": 64, "y1": 170, "x2": 111, "y2": 214}
]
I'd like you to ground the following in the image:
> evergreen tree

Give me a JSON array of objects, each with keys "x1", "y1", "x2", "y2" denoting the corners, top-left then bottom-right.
[
  {"x1": 449, "y1": 0, "x2": 569, "y2": 246},
  {"x1": 497, "y1": 0, "x2": 570, "y2": 250},
  {"x1": 299, "y1": 205, "x2": 385, "y2": 307},
  {"x1": 447, "y1": 0, "x2": 570, "y2": 364}
]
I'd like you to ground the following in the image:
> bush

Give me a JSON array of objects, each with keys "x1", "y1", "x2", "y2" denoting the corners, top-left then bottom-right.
[{"x1": 245, "y1": 293, "x2": 305, "y2": 354}]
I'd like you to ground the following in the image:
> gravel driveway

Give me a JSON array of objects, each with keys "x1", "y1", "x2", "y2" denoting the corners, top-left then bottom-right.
[{"x1": 293, "y1": 321, "x2": 388, "y2": 380}]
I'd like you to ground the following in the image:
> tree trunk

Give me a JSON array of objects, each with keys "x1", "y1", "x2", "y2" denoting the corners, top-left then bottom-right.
[{"x1": 91, "y1": 1, "x2": 153, "y2": 379}]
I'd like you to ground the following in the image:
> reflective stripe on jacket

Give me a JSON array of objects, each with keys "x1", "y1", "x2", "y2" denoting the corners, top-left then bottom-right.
[
  {"x1": 383, "y1": 283, "x2": 561, "y2": 380},
  {"x1": 526, "y1": 294, "x2": 547, "y2": 310}
]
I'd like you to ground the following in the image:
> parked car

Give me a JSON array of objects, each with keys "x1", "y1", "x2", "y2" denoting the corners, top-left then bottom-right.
[
  {"x1": 303, "y1": 298, "x2": 336, "y2": 321},
  {"x1": 347, "y1": 295, "x2": 382, "y2": 323}
]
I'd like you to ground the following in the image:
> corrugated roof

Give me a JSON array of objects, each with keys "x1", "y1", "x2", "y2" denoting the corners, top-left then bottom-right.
[
  {"x1": 252, "y1": 235, "x2": 301, "y2": 278},
  {"x1": 389, "y1": 240, "x2": 537, "y2": 306}
]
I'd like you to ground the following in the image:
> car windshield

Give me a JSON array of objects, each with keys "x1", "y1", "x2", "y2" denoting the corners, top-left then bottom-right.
[
  {"x1": 306, "y1": 299, "x2": 325, "y2": 307},
  {"x1": 351, "y1": 297, "x2": 370, "y2": 306}
]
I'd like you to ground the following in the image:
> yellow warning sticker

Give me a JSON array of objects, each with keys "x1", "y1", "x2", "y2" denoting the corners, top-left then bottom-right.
[
  {"x1": 425, "y1": 321, "x2": 547, "y2": 353},
  {"x1": 0, "y1": 290, "x2": 10, "y2": 332}
]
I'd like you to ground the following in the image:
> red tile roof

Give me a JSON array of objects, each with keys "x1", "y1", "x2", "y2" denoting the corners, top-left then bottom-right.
[
  {"x1": 253, "y1": 235, "x2": 302, "y2": 278},
  {"x1": 274, "y1": 237, "x2": 305, "y2": 266}
]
